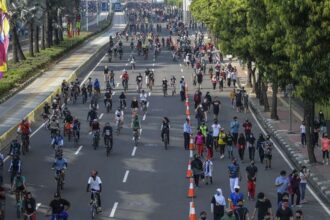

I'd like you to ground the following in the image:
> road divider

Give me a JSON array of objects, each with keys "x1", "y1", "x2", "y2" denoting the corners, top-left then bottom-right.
[
  {"x1": 187, "y1": 177, "x2": 196, "y2": 198},
  {"x1": 189, "y1": 201, "x2": 197, "y2": 220}
]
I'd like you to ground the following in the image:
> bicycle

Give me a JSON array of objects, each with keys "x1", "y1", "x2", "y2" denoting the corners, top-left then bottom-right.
[
  {"x1": 93, "y1": 131, "x2": 100, "y2": 150},
  {"x1": 15, "y1": 190, "x2": 24, "y2": 218},
  {"x1": 141, "y1": 101, "x2": 148, "y2": 114},
  {"x1": 133, "y1": 129, "x2": 139, "y2": 146},
  {"x1": 122, "y1": 80, "x2": 128, "y2": 92},
  {"x1": 63, "y1": 123, "x2": 72, "y2": 142},
  {"x1": 21, "y1": 134, "x2": 30, "y2": 155},
  {"x1": 24, "y1": 212, "x2": 36, "y2": 220},
  {"x1": 73, "y1": 129, "x2": 79, "y2": 147},
  {"x1": 116, "y1": 119, "x2": 123, "y2": 135},
  {"x1": 54, "y1": 169, "x2": 65, "y2": 195},
  {"x1": 90, "y1": 191, "x2": 100, "y2": 219},
  {"x1": 105, "y1": 99, "x2": 112, "y2": 113},
  {"x1": 104, "y1": 135, "x2": 113, "y2": 157}
]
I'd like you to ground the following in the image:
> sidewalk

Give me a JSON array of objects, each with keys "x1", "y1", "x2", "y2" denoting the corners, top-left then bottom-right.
[
  {"x1": 236, "y1": 63, "x2": 330, "y2": 204},
  {"x1": 0, "y1": 12, "x2": 127, "y2": 148}
]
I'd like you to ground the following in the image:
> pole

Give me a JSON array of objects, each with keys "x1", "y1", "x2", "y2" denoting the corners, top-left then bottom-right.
[
  {"x1": 96, "y1": 0, "x2": 99, "y2": 27},
  {"x1": 289, "y1": 95, "x2": 292, "y2": 133},
  {"x1": 86, "y1": 0, "x2": 89, "y2": 31}
]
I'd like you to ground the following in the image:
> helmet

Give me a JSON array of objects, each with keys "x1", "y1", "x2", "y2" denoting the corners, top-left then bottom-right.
[{"x1": 93, "y1": 119, "x2": 98, "y2": 122}]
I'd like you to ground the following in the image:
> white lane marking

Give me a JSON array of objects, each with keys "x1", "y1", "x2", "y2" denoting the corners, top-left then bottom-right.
[
  {"x1": 89, "y1": 131, "x2": 92, "y2": 135},
  {"x1": 148, "y1": 92, "x2": 151, "y2": 96},
  {"x1": 99, "y1": 113, "x2": 104, "y2": 119},
  {"x1": 180, "y1": 64, "x2": 182, "y2": 67},
  {"x1": 146, "y1": 102, "x2": 149, "y2": 108},
  {"x1": 112, "y1": 91, "x2": 116, "y2": 95},
  {"x1": 153, "y1": 63, "x2": 155, "y2": 66},
  {"x1": 181, "y1": 69, "x2": 183, "y2": 72},
  {"x1": 142, "y1": 114, "x2": 146, "y2": 121},
  {"x1": 3, "y1": 156, "x2": 9, "y2": 162},
  {"x1": 75, "y1": 145, "x2": 83, "y2": 155},
  {"x1": 125, "y1": 63, "x2": 128, "y2": 66},
  {"x1": 80, "y1": 54, "x2": 107, "y2": 86},
  {"x1": 250, "y1": 106, "x2": 330, "y2": 216},
  {"x1": 122, "y1": 170, "x2": 129, "y2": 183},
  {"x1": 36, "y1": 203, "x2": 42, "y2": 210},
  {"x1": 140, "y1": 129, "x2": 142, "y2": 136},
  {"x1": 31, "y1": 122, "x2": 47, "y2": 137},
  {"x1": 131, "y1": 146, "x2": 137, "y2": 156},
  {"x1": 116, "y1": 82, "x2": 120, "y2": 88},
  {"x1": 109, "y1": 202, "x2": 119, "y2": 218}
]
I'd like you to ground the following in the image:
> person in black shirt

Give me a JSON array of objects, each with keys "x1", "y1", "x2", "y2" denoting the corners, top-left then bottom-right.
[
  {"x1": 23, "y1": 192, "x2": 36, "y2": 219},
  {"x1": 191, "y1": 155, "x2": 203, "y2": 187},
  {"x1": 212, "y1": 99, "x2": 221, "y2": 121},
  {"x1": 252, "y1": 192, "x2": 272, "y2": 220},
  {"x1": 276, "y1": 199, "x2": 293, "y2": 220},
  {"x1": 246, "y1": 161, "x2": 258, "y2": 200},
  {"x1": 46, "y1": 193, "x2": 70, "y2": 220},
  {"x1": 234, "y1": 200, "x2": 249, "y2": 220}
]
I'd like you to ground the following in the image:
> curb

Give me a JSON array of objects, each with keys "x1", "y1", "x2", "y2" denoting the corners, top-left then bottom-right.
[{"x1": 0, "y1": 15, "x2": 128, "y2": 152}]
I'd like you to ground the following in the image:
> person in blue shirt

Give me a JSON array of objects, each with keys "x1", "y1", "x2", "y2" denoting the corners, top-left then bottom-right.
[
  {"x1": 228, "y1": 158, "x2": 240, "y2": 193},
  {"x1": 183, "y1": 118, "x2": 192, "y2": 150},
  {"x1": 275, "y1": 170, "x2": 289, "y2": 206},
  {"x1": 51, "y1": 131, "x2": 64, "y2": 149},
  {"x1": 93, "y1": 78, "x2": 101, "y2": 94},
  {"x1": 52, "y1": 156, "x2": 67, "y2": 181},
  {"x1": 9, "y1": 139, "x2": 21, "y2": 156},
  {"x1": 228, "y1": 185, "x2": 244, "y2": 209},
  {"x1": 230, "y1": 116, "x2": 240, "y2": 145}
]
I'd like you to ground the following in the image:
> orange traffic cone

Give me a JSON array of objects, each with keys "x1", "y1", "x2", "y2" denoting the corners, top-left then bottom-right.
[
  {"x1": 186, "y1": 160, "x2": 193, "y2": 178},
  {"x1": 187, "y1": 177, "x2": 196, "y2": 198},
  {"x1": 186, "y1": 109, "x2": 191, "y2": 116},
  {"x1": 189, "y1": 137, "x2": 194, "y2": 150},
  {"x1": 189, "y1": 201, "x2": 197, "y2": 220}
]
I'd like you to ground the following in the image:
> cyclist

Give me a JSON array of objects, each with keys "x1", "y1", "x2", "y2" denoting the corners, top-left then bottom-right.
[
  {"x1": 140, "y1": 90, "x2": 148, "y2": 110},
  {"x1": 8, "y1": 139, "x2": 21, "y2": 156},
  {"x1": 8, "y1": 155, "x2": 22, "y2": 184},
  {"x1": 63, "y1": 111, "x2": 73, "y2": 135},
  {"x1": 46, "y1": 193, "x2": 70, "y2": 220},
  {"x1": 87, "y1": 108, "x2": 98, "y2": 128},
  {"x1": 102, "y1": 122, "x2": 113, "y2": 147},
  {"x1": 11, "y1": 172, "x2": 26, "y2": 204},
  {"x1": 91, "y1": 119, "x2": 100, "y2": 134},
  {"x1": 170, "y1": 75, "x2": 176, "y2": 94},
  {"x1": 110, "y1": 70, "x2": 115, "y2": 87},
  {"x1": 136, "y1": 72, "x2": 143, "y2": 92},
  {"x1": 119, "y1": 92, "x2": 127, "y2": 109},
  {"x1": 89, "y1": 97, "x2": 99, "y2": 110},
  {"x1": 115, "y1": 107, "x2": 124, "y2": 127},
  {"x1": 145, "y1": 68, "x2": 150, "y2": 85},
  {"x1": 121, "y1": 69, "x2": 129, "y2": 89},
  {"x1": 161, "y1": 117, "x2": 170, "y2": 144},
  {"x1": 93, "y1": 78, "x2": 101, "y2": 94},
  {"x1": 86, "y1": 170, "x2": 102, "y2": 212},
  {"x1": 104, "y1": 89, "x2": 112, "y2": 110},
  {"x1": 51, "y1": 130, "x2": 64, "y2": 147},
  {"x1": 162, "y1": 78, "x2": 168, "y2": 96},
  {"x1": 132, "y1": 115, "x2": 141, "y2": 136},
  {"x1": 23, "y1": 192, "x2": 36, "y2": 220},
  {"x1": 52, "y1": 155, "x2": 67, "y2": 181},
  {"x1": 72, "y1": 118, "x2": 81, "y2": 140},
  {"x1": 131, "y1": 97, "x2": 139, "y2": 113},
  {"x1": 62, "y1": 106, "x2": 70, "y2": 119},
  {"x1": 87, "y1": 77, "x2": 93, "y2": 97},
  {"x1": 17, "y1": 119, "x2": 31, "y2": 146},
  {"x1": 43, "y1": 102, "x2": 51, "y2": 120}
]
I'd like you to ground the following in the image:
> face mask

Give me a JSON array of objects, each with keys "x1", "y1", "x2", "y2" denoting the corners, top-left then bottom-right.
[
  {"x1": 216, "y1": 192, "x2": 220, "y2": 196},
  {"x1": 235, "y1": 189, "x2": 239, "y2": 193},
  {"x1": 201, "y1": 217, "x2": 207, "y2": 220}
]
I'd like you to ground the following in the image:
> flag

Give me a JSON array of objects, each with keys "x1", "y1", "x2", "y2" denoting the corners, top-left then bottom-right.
[{"x1": 0, "y1": 0, "x2": 10, "y2": 76}]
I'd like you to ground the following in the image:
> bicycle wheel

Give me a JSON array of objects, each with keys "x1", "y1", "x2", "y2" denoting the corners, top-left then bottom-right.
[
  {"x1": 16, "y1": 203, "x2": 21, "y2": 218},
  {"x1": 91, "y1": 204, "x2": 96, "y2": 219}
]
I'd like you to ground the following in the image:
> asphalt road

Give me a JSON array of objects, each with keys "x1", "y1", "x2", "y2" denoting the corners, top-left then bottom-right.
[{"x1": 3, "y1": 25, "x2": 330, "y2": 220}]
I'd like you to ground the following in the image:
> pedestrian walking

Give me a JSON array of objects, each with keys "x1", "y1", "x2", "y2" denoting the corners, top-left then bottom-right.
[
  {"x1": 228, "y1": 186, "x2": 244, "y2": 209},
  {"x1": 195, "y1": 105, "x2": 205, "y2": 128},
  {"x1": 194, "y1": 90, "x2": 202, "y2": 109},
  {"x1": 191, "y1": 155, "x2": 204, "y2": 187},
  {"x1": 211, "y1": 188, "x2": 226, "y2": 220},
  {"x1": 247, "y1": 133, "x2": 256, "y2": 161},
  {"x1": 235, "y1": 90, "x2": 243, "y2": 112},
  {"x1": 237, "y1": 133, "x2": 246, "y2": 161},
  {"x1": 226, "y1": 132, "x2": 234, "y2": 159},
  {"x1": 228, "y1": 159, "x2": 240, "y2": 193},
  {"x1": 276, "y1": 198, "x2": 293, "y2": 220},
  {"x1": 230, "y1": 117, "x2": 240, "y2": 145},
  {"x1": 221, "y1": 208, "x2": 235, "y2": 220},
  {"x1": 183, "y1": 118, "x2": 192, "y2": 150},
  {"x1": 206, "y1": 131, "x2": 214, "y2": 159},
  {"x1": 300, "y1": 121, "x2": 306, "y2": 147},
  {"x1": 234, "y1": 200, "x2": 250, "y2": 220},
  {"x1": 229, "y1": 89, "x2": 236, "y2": 109},
  {"x1": 202, "y1": 99, "x2": 209, "y2": 122},
  {"x1": 231, "y1": 68, "x2": 237, "y2": 88},
  {"x1": 263, "y1": 135, "x2": 273, "y2": 169},
  {"x1": 289, "y1": 170, "x2": 301, "y2": 207},
  {"x1": 256, "y1": 134, "x2": 265, "y2": 164},
  {"x1": 180, "y1": 78, "x2": 186, "y2": 101},
  {"x1": 321, "y1": 133, "x2": 330, "y2": 165},
  {"x1": 195, "y1": 130, "x2": 205, "y2": 157},
  {"x1": 299, "y1": 166, "x2": 309, "y2": 204},
  {"x1": 275, "y1": 170, "x2": 289, "y2": 206},
  {"x1": 243, "y1": 119, "x2": 252, "y2": 137},
  {"x1": 203, "y1": 157, "x2": 213, "y2": 184},
  {"x1": 212, "y1": 119, "x2": 221, "y2": 152},
  {"x1": 243, "y1": 93, "x2": 249, "y2": 114},
  {"x1": 212, "y1": 75, "x2": 217, "y2": 90},
  {"x1": 212, "y1": 99, "x2": 221, "y2": 121},
  {"x1": 218, "y1": 128, "x2": 227, "y2": 159},
  {"x1": 251, "y1": 192, "x2": 272, "y2": 220},
  {"x1": 246, "y1": 161, "x2": 258, "y2": 200}
]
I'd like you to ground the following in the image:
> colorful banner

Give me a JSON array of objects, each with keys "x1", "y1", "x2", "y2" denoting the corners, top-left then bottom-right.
[{"x1": 0, "y1": 0, "x2": 10, "y2": 78}]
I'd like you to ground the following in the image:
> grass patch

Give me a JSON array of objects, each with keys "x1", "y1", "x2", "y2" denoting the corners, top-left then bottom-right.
[{"x1": 0, "y1": 15, "x2": 113, "y2": 100}]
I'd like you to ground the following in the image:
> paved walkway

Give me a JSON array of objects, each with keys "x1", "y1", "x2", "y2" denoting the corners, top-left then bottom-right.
[
  {"x1": 0, "y1": 12, "x2": 126, "y2": 142},
  {"x1": 236, "y1": 63, "x2": 330, "y2": 203}
]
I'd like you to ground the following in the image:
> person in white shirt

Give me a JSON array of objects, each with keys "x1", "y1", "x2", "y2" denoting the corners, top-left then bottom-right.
[
  {"x1": 139, "y1": 90, "x2": 148, "y2": 109},
  {"x1": 300, "y1": 121, "x2": 306, "y2": 146},
  {"x1": 212, "y1": 119, "x2": 221, "y2": 150},
  {"x1": 86, "y1": 170, "x2": 102, "y2": 211},
  {"x1": 211, "y1": 188, "x2": 226, "y2": 219},
  {"x1": 115, "y1": 108, "x2": 124, "y2": 127}
]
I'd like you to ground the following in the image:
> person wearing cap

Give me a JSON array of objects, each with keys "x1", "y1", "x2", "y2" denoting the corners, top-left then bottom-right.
[
  {"x1": 46, "y1": 193, "x2": 70, "y2": 220},
  {"x1": 211, "y1": 188, "x2": 226, "y2": 220},
  {"x1": 321, "y1": 133, "x2": 330, "y2": 165},
  {"x1": 221, "y1": 208, "x2": 235, "y2": 220},
  {"x1": 183, "y1": 118, "x2": 192, "y2": 150},
  {"x1": 218, "y1": 128, "x2": 227, "y2": 159},
  {"x1": 230, "y1": 116, "x2": 240, "y2": 146},
  {"x1": 228, "y1": 158, "x2": 240, "y2": 193},
  {"x1": 203, "y1": 156, "x2": 213, "y2": 185},
  {"x1": 234, "y1": 199, "x2": 250, "y2": 220},
  {"x1": 228, "y1": 185, "x2": 244, "y2": 209}
]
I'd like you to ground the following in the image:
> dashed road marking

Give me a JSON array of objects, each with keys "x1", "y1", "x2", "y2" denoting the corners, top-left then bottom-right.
[
  {"x1": 109, "y1": 202, "x2": 119, "y2": 218},
  {"x1": 143, "y1": 114, "x2": 146, "y2": 121},
  {"x1": 123, "y1": 170, "x2": 129, "y2": 183},
  {"x1": 99, "y1": 113, "x2": 104, "y2": 119},
  {"x1": 75, "y1": 145, "x2": 83, "y2": 155},
  {"x1": 131, "y1": 146, "x2": 137, "y2": 156}
]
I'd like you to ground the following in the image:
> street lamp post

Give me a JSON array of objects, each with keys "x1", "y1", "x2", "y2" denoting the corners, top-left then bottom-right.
[
  {"x1": 86, "y1": 0, "x2": 89, "y2": 31},
  {"x1": 286, "y1": 83, "x2": 294, "y2": 134}
]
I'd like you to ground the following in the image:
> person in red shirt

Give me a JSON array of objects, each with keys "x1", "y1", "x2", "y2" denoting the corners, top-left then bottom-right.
[
  {"x1": 243, "y1": 119, "x2": 252, "y2": 137},
  {"x1": 321, "y1": 134, "x2": 330, "y2": 165}
]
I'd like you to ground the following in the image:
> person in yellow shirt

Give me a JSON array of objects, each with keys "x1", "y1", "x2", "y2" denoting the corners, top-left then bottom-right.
[
  {"x1": 229, "y1": 89, "x2": 236, "y2": 109},
  {"x1": 218, "y1": 128, "x2": 227, "y2": 159}
]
